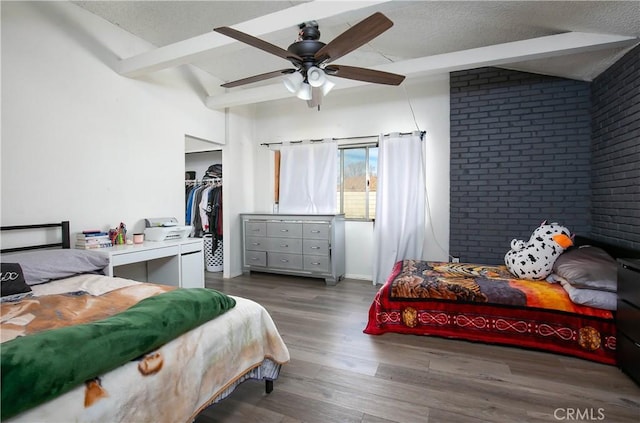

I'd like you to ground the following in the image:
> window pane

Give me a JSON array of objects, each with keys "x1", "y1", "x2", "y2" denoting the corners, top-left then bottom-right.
[
  {"x1": 343, "y1": 148, "x2": 367, "y2": 219},
  {"x1": 369, "y1": 147, "x2": 378, "y2": 219}
]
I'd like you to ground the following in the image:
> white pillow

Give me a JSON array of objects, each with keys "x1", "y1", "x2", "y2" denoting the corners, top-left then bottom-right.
[{"x1": 557, "y1": 277, "x2": 616, "y2": 311}]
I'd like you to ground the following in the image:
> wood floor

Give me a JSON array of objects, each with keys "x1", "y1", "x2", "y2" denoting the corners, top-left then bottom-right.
[{"x1": 195, "y1": 272, "x2": 640, "y2": 423}]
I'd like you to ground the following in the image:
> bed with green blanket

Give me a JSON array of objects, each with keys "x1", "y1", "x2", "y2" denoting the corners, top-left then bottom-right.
[{"x1": 1, "y1": 248, "x2": 290, "y2": 423}]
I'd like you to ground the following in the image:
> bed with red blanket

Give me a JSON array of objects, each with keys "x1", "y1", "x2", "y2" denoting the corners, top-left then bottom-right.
[{"x1": 364, "y1": 238, "x2": 640, "y2": 364}]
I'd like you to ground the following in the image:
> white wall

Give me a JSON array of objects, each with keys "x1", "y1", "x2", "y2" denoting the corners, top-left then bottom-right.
[
  {"x1": 344, "y1": 221, "x2": 375, "y2": 280},
  {"x1": 249, "y1": 75, "x2": 451, "y2": 280},
  {"x1": 185, "y1": 135, "x2": 223, "y2": 154},
  {"x1": 1, "y1": 1, "x2": 451, "y2": 281},
  {"x1": 1, "y1": 2, "x2": 225, "y2": 241},
  {"x1": 185, "y1": 150, "x2": 222, "y2": 182},
  {"x1": 221, "y1": 104, "x2": 279, "y2": 278}
]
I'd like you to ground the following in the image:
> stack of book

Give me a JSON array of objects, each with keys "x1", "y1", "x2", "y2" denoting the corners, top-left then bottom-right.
[{"x1": 76, "y1": 231, "x2": 113, "y2": 249}]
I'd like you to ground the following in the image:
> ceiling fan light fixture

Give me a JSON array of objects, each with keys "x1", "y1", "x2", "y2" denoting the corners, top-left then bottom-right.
[
  {"x1": 321, "y1": 77, "x2": 335, "y2": 96},
  {"x1": 306, "y1": 66, "x2": 326, "y2": 88},
  {"x1": 215, "y1": 12, "x2": 405, "y2": 105},
  {"x1": 296, "y1": 83, "x2": 312, "y2": 100},
  {"x1": 283, "y1": 72, "x2": 303, "y2": 93}
]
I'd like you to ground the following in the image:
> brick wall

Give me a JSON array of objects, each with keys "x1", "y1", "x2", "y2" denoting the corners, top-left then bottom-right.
[
  {"x1": 449, "y1": 68, "x2": 592, "y2": 264},
  {"x1": 591, "y1": 45, "x2": 640, "y2": 250}
]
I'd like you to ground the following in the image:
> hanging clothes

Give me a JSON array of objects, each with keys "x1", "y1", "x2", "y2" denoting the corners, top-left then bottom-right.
[
  {"x1": 185, "y1": 164, "x2": 223, "y2": 272},
  {"x1": 207, "y1": 185, "x2": 223, "y2": 252},
  {"x1": 184, "y1": 174, "x2": 222, "y2": 241}
]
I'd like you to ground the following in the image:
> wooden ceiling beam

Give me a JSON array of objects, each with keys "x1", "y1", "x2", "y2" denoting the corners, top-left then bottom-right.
[
  {"x1": 205, "y1": 32, "x2": 638, "y2": 109},
  {"x1": 117, "y1": 0, "x2": 391, "y2": 77}
]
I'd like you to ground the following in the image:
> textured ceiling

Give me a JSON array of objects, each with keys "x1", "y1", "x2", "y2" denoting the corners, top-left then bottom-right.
[{"x1": 73, "y1": 1, "x2": 640, "y2": 105}]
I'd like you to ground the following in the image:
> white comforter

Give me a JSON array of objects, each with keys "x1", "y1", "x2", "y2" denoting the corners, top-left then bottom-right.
[{"x1": 4, "y1": 275, "x2": 290, "y2": 423}]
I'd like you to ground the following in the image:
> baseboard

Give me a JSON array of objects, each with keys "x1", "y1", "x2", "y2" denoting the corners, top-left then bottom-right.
[{"x1": 345, "y1": 273, "x2": 373, "y2": 282}]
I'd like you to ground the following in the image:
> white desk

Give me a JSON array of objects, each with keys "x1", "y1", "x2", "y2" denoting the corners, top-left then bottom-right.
[{"x1": 96, "y1": 238, "x2": 204, "y2": 288}]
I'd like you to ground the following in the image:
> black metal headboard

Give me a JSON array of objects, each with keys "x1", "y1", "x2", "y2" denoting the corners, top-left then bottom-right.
[
  {"x1": 0, "y1": 221, "x2": 71, "y2": 253},
  {"x1": 573, "y1": 235, "x2": 640, "y2": 259}
]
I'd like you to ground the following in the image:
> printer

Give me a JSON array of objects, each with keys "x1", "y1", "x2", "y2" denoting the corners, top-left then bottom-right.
[{"x1": 144, "y1": 217, "x2": 192, "y2": 241}]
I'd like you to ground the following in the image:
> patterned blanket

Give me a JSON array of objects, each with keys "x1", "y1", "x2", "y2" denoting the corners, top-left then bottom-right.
[
  {"x1": 1, "y1": 275, "x2": 290, "y2": 423},
  {"x1": 1, "y1": 283, "x2": 236, "y2": 420},
  {"x1": 1, "y1": 283, "x2": 174, "y2": 342},
  {"x1": 389, "y1": 260, "x2": 613, "y2": 315},
  {"x1": 364, "y1": 260, "x2": 616, "y2": 364}
]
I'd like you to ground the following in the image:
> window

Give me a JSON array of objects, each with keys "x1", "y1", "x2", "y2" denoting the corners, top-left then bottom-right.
[
  {"x1": 274, "y1": 144, "x2": 378, "y2": 220},
  {"x1": 337, "y1": 145, "x2": 378, "y2": 220}
]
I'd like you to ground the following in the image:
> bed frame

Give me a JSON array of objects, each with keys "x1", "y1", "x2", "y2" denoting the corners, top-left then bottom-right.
[
  {"x1": 0, "y1": 221, "x2": 70, "y2": 253},
  {"x1": 573, "y1": 235, "x2": 640, "y2": 260},
  {"x1": 1, "y1": 220, "x2": 284, "y2": 421},
  {"x1": 0, "y1": 220, "x2": 277, "y2": 395}
]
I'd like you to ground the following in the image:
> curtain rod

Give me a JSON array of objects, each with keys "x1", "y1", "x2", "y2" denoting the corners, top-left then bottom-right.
[{"x1": 260, "y1": 130, "x2": 425, "y2": 147}]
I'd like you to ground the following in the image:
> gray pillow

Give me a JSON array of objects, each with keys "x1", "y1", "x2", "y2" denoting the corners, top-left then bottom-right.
[
  {"x1": 558, "y1": 278, "x2": 617, "y2": 311},
  {"x1": 0, "y1": 249, "x2": 109, "y2": 285},
  {"x1": 552, "y1": 246, "x2": 617, "y2": 292}
]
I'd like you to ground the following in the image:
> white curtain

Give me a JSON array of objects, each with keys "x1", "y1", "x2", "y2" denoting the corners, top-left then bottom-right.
[
  {"x1": 372, "y1": 132, "x2": 425, "y2": 284},
  {"x1": 279, "y1": 141, "x2": 337, "y2": 214}
]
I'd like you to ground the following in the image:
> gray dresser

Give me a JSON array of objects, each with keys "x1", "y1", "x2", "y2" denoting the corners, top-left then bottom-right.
[{"x1": 241, "y1": 213, "x2": 345, "y2": 285}]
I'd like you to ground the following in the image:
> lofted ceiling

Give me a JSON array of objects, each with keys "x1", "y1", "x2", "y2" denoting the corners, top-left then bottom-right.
[{"x1": 73, "y1": 1, "x2": 640, "y2": 109}]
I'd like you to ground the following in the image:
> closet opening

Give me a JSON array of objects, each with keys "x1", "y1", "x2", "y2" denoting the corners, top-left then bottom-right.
[{"x1": 185, "y1": 135, "x2": 223, "y2": 275}]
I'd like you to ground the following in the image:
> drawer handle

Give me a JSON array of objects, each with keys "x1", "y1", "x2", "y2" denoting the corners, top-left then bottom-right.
[
  {"x1": 280, "y1": 229, "x2": 289, "y2": 232},
  {"x1": 280, "y1": 259, "x2": 289, "y2": 263},
  {"x1": 252, "y1": 229, "x2": 260, "y2": 232},
  {"x1": 252, "y1": 242, "x2": 261, "y2": 246},
  {"x1": 311, "y1": 230, "x2": 320, "y2": 233},
  {"x1": 280, "y1": 244, "x2": 288, "y2": 247},
  {"x1": 310, "y1": 246, "x2": 320, "y2": 249},
  {"x1": 311, "y1": 262, "x2": 321, "y2": 265},
  {"x1": 251, "y1": 257, "x2": 261, "y2": 261}
]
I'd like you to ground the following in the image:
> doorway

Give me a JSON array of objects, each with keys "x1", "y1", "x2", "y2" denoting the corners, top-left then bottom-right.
[{"x1": 185, "y1": 135, "x2": 224, "y2": 275}]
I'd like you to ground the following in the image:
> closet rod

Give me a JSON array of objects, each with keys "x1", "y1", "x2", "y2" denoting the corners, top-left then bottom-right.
[
  {"x1": 260, "y1": 130, "x2": 425, "y2": 147},
  {"x1": 185, "y1": 178, "x2": 222, "y2": 184}
]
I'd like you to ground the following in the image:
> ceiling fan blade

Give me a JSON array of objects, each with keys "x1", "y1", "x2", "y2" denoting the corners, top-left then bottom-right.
[
  {"x1": 314, "y1": 12, "x2": 393, "y2": 63},
  {"x1": 325, "y1": 65, "x2": 405, "y2": 86},
  {"x1": 221, "y1": 69, "x2": 296, "y2": 88},
  {"x1": 214, "y1": 26, "x2": 302, "y2": 63}
]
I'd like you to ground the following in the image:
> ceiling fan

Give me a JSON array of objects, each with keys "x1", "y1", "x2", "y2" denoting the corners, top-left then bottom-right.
[{"x1": 214, "y1": 12, "x2": 405, "y2": 108}]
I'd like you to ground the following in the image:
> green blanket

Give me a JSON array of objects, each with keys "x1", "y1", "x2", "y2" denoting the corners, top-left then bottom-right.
[{"x1": 1, "y1": 288, "x2": 236, "y2": 420}]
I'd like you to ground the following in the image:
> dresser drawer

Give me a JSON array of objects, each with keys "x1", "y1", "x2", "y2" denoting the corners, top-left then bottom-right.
[
  {"x1": 618, "y1": 261, "x2": 640, "y2": 305},
  {"x1": 618, "y1": 332, "x2": 640, "y2": 385},
  {"x1": 245, "y1": 221, "x2": 267, "y2": 237},
  {"x1": 265, "y1": 237, "x2": 302, "y2": 254},
  {"x1": 245, "y1": 236, "x2": 267, "y2": 251},
  {"x1": 304, "y1": 255, "x2": 330, "y2": 273},
  {"x1": 303, "y1": 223, "x2": 330, "y2": 240},
  {"x1": 268, "y1": 253, "x2": 303, "y2": 270},
  {"x1": 617, "y1": 300, "x2": 640, "y2": 342},
  {"x1": 267, "y1": 222, "x2": 302, "y2": 238},
  {"x1": 303, "y1": 239, "x2": 329, "y2": 256},
  {"x1": 244, "y1": 250, "x2": 266, "y2": 267},
  {"x1": 241, "y1": 213, "x2": 345, "y2": 285}
]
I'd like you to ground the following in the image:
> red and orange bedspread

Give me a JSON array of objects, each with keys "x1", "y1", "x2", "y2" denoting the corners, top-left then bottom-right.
[{"x1": 364, "y1": 260, "x2": 616, "y2": 364}]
